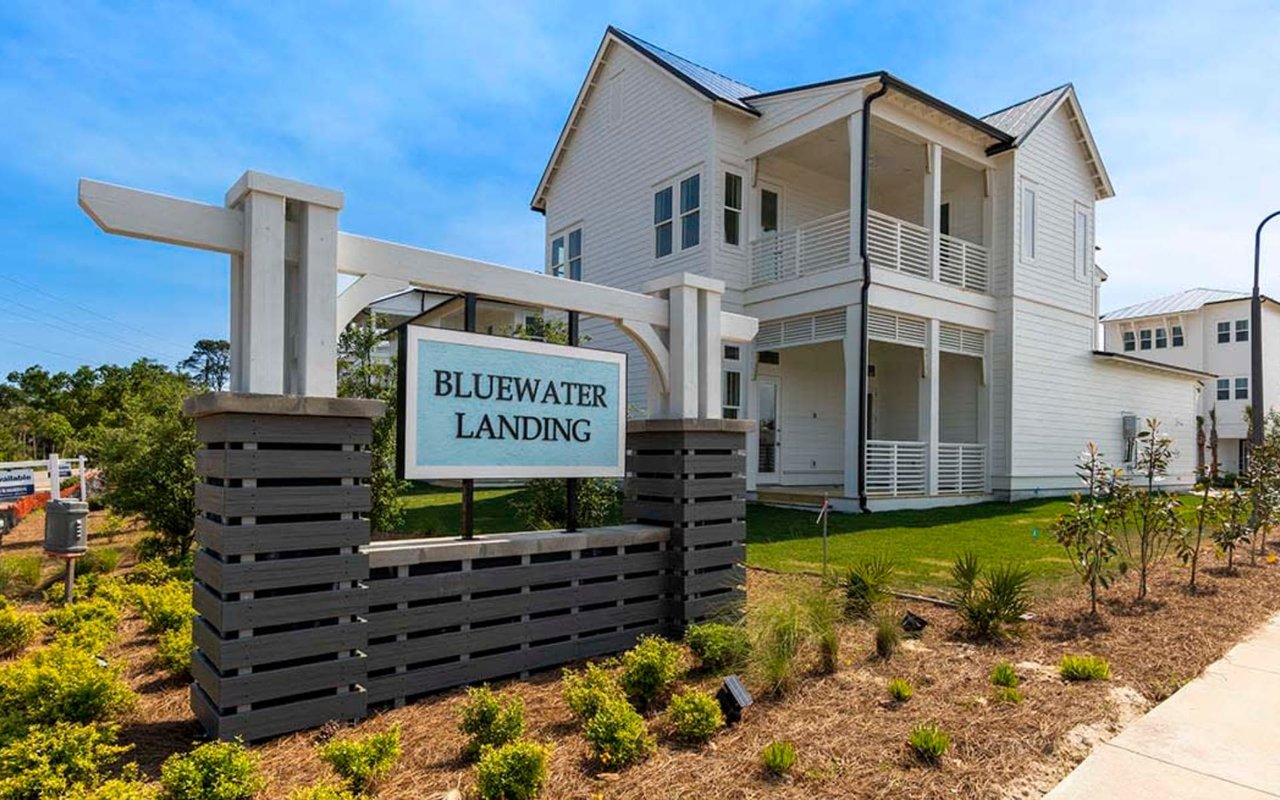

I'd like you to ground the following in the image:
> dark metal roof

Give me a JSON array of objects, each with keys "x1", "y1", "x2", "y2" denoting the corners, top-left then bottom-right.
[
  {"x1": 982, "y1": 84, "x2": 1072, "y2": 145},
  {"x1": 608, "y1": 27, "x2": 761, "y2": 115}
]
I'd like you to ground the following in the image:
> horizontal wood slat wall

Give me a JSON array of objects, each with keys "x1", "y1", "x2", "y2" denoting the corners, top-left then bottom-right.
[{"x1": 187, "y1": 396, "x2": 381, "y2": 742}]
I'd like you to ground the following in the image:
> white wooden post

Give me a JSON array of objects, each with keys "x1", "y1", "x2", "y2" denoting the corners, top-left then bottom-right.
[
  {"x1": 698, "y1": 288, "x2": 722, "y2": 419},
  {"x1": 924, "y1": 142, "x2": 943, "y2": 282},
  {"x1": 920, "y1": 319, "x2": 941, "y2": 496},
  {"x1": 78, "y1": 455, "x2": 86, "y2": 502},
  {"x1": 230, "y1": 190, "x2": 286, "y2": 393},
  {"x1": 842, "y1": 304, "x2": 863, "y2": 497},
  {"x1": 642, "y1": 273, "x2": 726, "y2": 419},
  {"x1": 47, "y1": 453, "x2": 58, "y2": 499},
  {"x1": 847, "y1": 111, "x2": 865, "y2": 267}
]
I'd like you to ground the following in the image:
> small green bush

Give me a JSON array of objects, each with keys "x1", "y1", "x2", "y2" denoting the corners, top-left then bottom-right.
[
  {"x1": 458, "y1": 686, "x2": 524, "y2": 759},
  {"x1": 991, "y1": 662, "x2": 1020, "y2": 689},
  {"x1": 42, "y1": 598, "x2": 120, "y2": 652},
  {"x1": 0, "y1": 722, "x2": 133, "y2": 800},
  {"x1": 285, "y1": 786, "x2": 358, "y2": 800},
  {"x1": 953, "y1": 556, "x2": 1032, "y2": 641},
  {"x1": 683, "y1": 623, "x2": 750, "y2": 673},
  {"x1": 0, "y1": 645, "x2": 135, "y2": 735},
  {"x1": 886, "y1": 678, "x2": 913, "y2": 703},
  {"x1": 318, "y1": 724, "x2": 400, "y2": 794},
  {"x1": 583, "y1": 696, "x2": 654, "y2": 768},
  {"x1": 759, "y1": 741, "x2": 797, "y2": 777},
  {"x1": 874, "y1": 614, "x2": 900, "y2": 660},
  {"x1": 155, "y1": 621, "x2": 193, "y2": 677},
  {"x1": 0, "y1": 557, "x2": 42, "y2": 599},
  {"x1": 561, "y1": 662, "x2": 625, "y2": 724},
  {"x1": 0, "y1": 606, "x2": 40, "y2": 659},
  {"x1": 159, "y1": 741, "x2": 263, "y2": 800},
  {"x1": 664, "y1": 689, "x2": 723, "y2": 744},
  {"x1": 841, "y1": 555, "x2": 896, "y2": 619},
  {"x1": 751, "y1": 597, "x2": 803, "y2": 697},
  {"x1": 1059, "y1": 654, "x2": 1111, "y2": 682},
  {"x1": 995, "y1": 686, "x2": 1024, "y2": 705},
  {"x1": 78, "y1": 548, "x2": 121, "y2": 576},
  {"x1": 129, "y1": 581, "x2": 194, "y2": 634},
  {"x1": 908, "y1": 723, "x2": 951, "y2": 764},
  {"x1": 92, "y1": 512, "x2": 130, "y2": 544},
  {"x1": 125, "y1": 560, "x2": 190, "y2": 587},
  {"x1": 473, "y1": 739, "x2": 552, "y2": 800},
  {"x1": 618, "y1": 635, "x2": 684, "y2": 711},
  {"x1": 66, "y1": 775, "x2": 161, "y2": 799}
]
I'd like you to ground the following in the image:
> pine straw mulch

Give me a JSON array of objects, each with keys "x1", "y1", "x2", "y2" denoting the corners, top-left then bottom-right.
[{"x1": 103, "y1": 549, "x2": 1280, "y2": 800}]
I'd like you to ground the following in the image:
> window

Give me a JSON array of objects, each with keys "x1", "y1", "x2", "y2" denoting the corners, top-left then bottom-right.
[
  {"x1": 549, "y1": 236, "x2": 566, "y2": 278},
  {"x1": 1139, "y1": 329, "x2": 1152, "y2": 350},
  {"x1": 567, "y1": 229, "x2": 582, "y2": 280},
  {"x1": 723, "y1": 172, "x2": 742, "y2": 246},
  {"x1": 549, "y1": 228, "x2": 581, "y2": 279},
  {"x1": 1236, "y1": 319, "x2": 1249, "y2": 342},
  {"x1": 760, "y1": 188, "x2": 779, "y2": 233},
  {"x1": 723, "y1": 344, "x2": 741, "y2": 362},
  {"x1": 1172, "y1": 325, "x2": 1184, "y2": 347},
  {"x1": 1236, "y1": 376, "x2": 1249, "y2": 400},
  {"x1": 1217, "y1": 378, "x2": 1231, "y2": 401},
  {"x1": 1021, "y1": 184, "x2": 1037, "y2": 260},
  {"x1": 1123, "y1": 331, "x2": 1136, "y2": 352},
  {"x1": 722, "y1": 371, "x2": 741, "y2": 419},
  {"x1": 654, "y1": 187, "x2": 673, "y2": 258},
  {"x1": 940, "y1": 203, "x2": 951, "y2": 236},
  {"x1": 680, "y1": 174, "x2": 700, "y2": 249},
  {"x1": 1218, "y1": 321, "x2": 1231, "y2": 343},
  {"x1": 1074, "y1": 208, "x2": 1090, "y2": 279},
  {"x1": 758, "y1": 350, "x2": 780, "y2": 365},
  {"x1": 1155, "y1": 328, "x2": 1168, "y2": 349}
]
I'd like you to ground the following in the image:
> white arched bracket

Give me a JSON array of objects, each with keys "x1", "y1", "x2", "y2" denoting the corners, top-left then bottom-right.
[
  {"x1": 616, "y1": 319, "x2": 670, "y2": 395},
  {"x1": 337, "y1": 275, "x2": 411, "y2": 335}
]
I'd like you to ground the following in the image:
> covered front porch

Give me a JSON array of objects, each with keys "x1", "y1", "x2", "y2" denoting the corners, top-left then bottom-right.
[{"x1": 745, "y1": 308, "x2": 991, "y2": 509}]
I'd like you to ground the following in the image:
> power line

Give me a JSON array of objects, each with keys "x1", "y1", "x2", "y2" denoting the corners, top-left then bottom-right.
[
  {"x1": 0, "y1": 338, "x2": 86, "y2": 366},
  {"x1": 0, "y1": 304, "x2": 175, "y2": 365},
  {"x1": 5, "y1": 294, "x2": 189, "y2": 363}
]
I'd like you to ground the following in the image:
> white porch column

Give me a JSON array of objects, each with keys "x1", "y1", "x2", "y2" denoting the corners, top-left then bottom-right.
[
  {"x1": 847, "y1": 112, "x2": 865, "y2": 267},
  {"x1": 641, "y1": 272, "x2": 727, "y2": 419},
  {"x1": 981, "y1": 168, "x2": 994, "y2": 251},
  {"x1": 923, "y1": 142, "x2": 943, "y2": 282},
  {"x1": 842, "y1": 304, "x2": 863, "y2": 498},
  {"x1": 919, "y1": 318, "x2": 941, "y2": 495}
]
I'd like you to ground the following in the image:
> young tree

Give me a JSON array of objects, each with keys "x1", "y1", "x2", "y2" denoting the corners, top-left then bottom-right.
[
  {"x1": 1178, "y1": 480, "x2": 1214, "y2": 592},
  {"x1": 1245, "y1": 409, "x2": 1280, "y2": 563},
  {"x1": 1115, "y1": 418, "x2": 1182, "y2": 601},
  {"x1": 1052, "y1": 443, "x2": 1125, "y2": 615},
  {"x1": 1211, "y1": 485, "x2": 1252, "y2": 572},
  {"x1": 178, "y1": 339, "x2": 231, "y2": 391},
  {"x1": 337, "y1": 315, "x2": 405, "y2": 533}
]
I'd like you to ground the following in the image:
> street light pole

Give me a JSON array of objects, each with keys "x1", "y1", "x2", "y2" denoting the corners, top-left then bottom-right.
[{"x1": 1250, "y1": 211, "x2": 1280, "y2": 450}]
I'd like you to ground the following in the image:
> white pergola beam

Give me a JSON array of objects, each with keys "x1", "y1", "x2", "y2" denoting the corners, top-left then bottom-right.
[{"x1": 79, "y1": 179, "x2": 244, "y2": 255}]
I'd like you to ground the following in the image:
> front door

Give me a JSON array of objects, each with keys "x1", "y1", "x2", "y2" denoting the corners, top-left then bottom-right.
[{"x1": 757, "y1": 380, "x2": 780, "y2": 484}]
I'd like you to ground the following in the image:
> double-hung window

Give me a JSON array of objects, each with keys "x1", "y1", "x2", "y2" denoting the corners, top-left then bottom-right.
[
  {"x1": 1171, "y1": 325, "x2": 1185, "y2": 347},
  {"x1": 1236, "y1": 319, "x2": 1249, "y2": 342},
  {"x1": 723, "y1": 172, "x2": 742, "y2": 246},
  {"x1": 680, "y1": 174, "x2": 701, "y2": 249},
  {"x1": 721, "y1": 344, "x2": 742, "y2": 419},
  {"x1": 654, "y1": 188, "x2": 674, "y2": 258},
  {"x1": 1139, "y1": 329, "x2": 1152, "y2": 350},
  {"x1": 549, "y1": 237, "x2": 565, "y2": 278},
  {"x1": 1217, "y1": 378, "x2": 1231, "y2": 401},
  {"x1": 1155, "y1": 328, "x2": 1168, "y2": 349},
  {"x1": 656, "y1": 173, "x2": 702, "y2": 256},
  {"x1": 1236, "y1": 376, "x2": 1249, "y2": 400},
  {"x1": 549, "y1": 228, "x2": 582, "y2": 279},
  {"x1": 1123, "y1": 331, "x2": 1136, "y2": 352},
  {"x1": 567, "y1": 229, "x2": 582, "y2": 280},
  {"x1": 1218, "y1": 321, "x2": 1231, "y2": 343}
]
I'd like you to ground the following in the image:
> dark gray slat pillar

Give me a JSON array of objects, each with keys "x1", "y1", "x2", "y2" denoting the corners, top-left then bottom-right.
[
  {"x1": 184, "y1": 392, "x2": 384, "y2": 742},
  {"x1": 624, "y1": 419, "x2": 752, "y2": 635}
]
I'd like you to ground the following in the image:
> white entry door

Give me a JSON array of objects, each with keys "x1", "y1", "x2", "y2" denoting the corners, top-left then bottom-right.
[{"x1": 757, "y1": 379, "x2": 780, "y2": 484}]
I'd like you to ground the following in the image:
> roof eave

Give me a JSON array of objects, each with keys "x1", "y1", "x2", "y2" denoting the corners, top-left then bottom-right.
[{"x1": 1091, "y1": 350, "x2": 1215, "y2": 381}]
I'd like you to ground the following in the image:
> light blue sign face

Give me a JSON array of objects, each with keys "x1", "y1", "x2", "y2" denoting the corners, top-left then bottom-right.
[{"x1": 406, "y1": 329, "x2": 626, "y2": 479}]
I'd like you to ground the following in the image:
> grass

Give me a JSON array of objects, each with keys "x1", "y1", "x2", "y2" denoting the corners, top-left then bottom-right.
[{"x1": 396, "y1": 484, "x2": 528, "y2": 537}]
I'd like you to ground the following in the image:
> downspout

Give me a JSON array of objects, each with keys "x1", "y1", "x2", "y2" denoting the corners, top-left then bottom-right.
[{"x1": 856, "y1": 78, "x2": 889, "y2": 513}]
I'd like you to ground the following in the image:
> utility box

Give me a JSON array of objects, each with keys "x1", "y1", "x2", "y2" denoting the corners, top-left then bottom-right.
[
  {"x1": 1122, "y1": 414, "x2": 1139, "y2": 439},
  {"x1": 44, "y1": 499, "x2": 89, "y2": 556}
]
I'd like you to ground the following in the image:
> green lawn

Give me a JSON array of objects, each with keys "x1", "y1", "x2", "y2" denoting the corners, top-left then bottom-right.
[{"x1": 397, "y1": 484, "x2": 528, "y2": 536}]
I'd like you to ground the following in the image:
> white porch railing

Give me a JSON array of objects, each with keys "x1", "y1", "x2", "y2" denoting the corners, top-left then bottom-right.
[
  {"x1": 865, "y1": 440, "x2": 927, "y2": 497},
  {"x1": 937, "y1": 443, "x2": 988, "y2": 495},
  {"x1": 939, "y1": 233, "x2": 989, "y2": 293},
  {"x1": 749, "y1": 210, "x2": 851, "y2": 286},
  {"x1": 866, "y1": 209, "x2": 930, "y2": 279}
]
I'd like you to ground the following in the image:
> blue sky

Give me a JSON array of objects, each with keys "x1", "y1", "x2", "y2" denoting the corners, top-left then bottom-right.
[{"x1": 1, "y1": 0, "x2": 1278, "y2": 375}]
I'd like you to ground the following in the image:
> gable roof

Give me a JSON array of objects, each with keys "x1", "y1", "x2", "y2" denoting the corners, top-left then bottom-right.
[
  {"x1": 982, "y1": 84, "x2": 1071, "y2": 143},
  {"x1": 1100, "y1": 288, "x2": 1251, "y2": 322},
  {"x1": 608, "y1": 27, "x2": 760, "y2": 114}
]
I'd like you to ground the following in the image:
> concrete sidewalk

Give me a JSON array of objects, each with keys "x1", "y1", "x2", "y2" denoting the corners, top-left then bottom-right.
[{"x1": 1045, "y1": 612, "x2": 1280, "y2": 799}]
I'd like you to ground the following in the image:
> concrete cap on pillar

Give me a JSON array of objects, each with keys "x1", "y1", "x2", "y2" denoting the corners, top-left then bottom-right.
[
  {"x1": 641, "y1": 271, "x2": 726, "y2": 296},
  {"x1": 225, "y1": 170, "x2": 345, "y2": 210}
]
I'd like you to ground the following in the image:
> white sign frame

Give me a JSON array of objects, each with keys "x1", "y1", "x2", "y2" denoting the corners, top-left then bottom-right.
[{"x1": 401, "y1": 326, "x2": 627, "y2": 480}]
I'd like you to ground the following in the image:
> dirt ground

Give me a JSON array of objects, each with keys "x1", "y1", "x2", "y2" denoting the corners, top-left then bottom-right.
[{"x1": 6, "y1": 511, "x2": 1280, "y2": 799}]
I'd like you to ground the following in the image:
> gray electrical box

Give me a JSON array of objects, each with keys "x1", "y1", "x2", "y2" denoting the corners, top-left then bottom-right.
[
  {"x1": 44, "y1": 499, "x2": 89, "y2": 556},
  {"x1": 1122, "y1": 414, "x2": 1139, "y2": 438}
]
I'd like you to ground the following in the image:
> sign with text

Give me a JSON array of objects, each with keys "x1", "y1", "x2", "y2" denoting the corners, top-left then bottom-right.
[
  {"x1": 0, "y1": 469, "x2": 35, "y2": 502},
  {"x1": 401, "y1": 327, "x2": 627, "y2": 480}
]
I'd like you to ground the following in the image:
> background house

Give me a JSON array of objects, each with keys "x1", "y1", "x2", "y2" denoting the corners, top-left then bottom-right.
[
  {"x1": 1101, "y1": 289, "x2": 1280, "y2": 476},
  {"x1": 532, "y1": 26, "x2": 1204, "y2": 509}
]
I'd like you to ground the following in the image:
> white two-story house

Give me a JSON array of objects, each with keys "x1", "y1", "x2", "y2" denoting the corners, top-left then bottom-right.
[
  {"x1": 1102, "y1": 289, "x2": 1280, "y2": 477},
  {"x1": 532, "y1": 26, "x2": 1205, "y2": 509}
]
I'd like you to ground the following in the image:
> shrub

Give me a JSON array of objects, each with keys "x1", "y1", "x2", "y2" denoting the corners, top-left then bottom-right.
[
  {"x1": 990, "y1": 662, "x2": 1020, "y2": 689},
  {"x1": 473, "y1": 740, "x2": 552, "y2": 800},
  {"x1": 512, "y1": 477, "x2": 620, "y2": 531},
  {"x1": 759, "y1": 741, "x2": 797, "y2": 777},
  {"x1": 42, "y1": 598, "x2": 120, "y2": 652},
  {"x1": 840, "y1": 555, "x2": 896, "y2": 619},
  {"x1": 1058, "y1": 654, "x2": 1111, "y2": 682},
  {"x1": 93, "y1": 512, "x2": 130, "y2": 544},
  {"x1": 0, "y1": 722, "x2": 132, "y2": 799},
  {"x1": 159, "y1": 741, "x2": 263, "y2": 800},
  {"x1": 683, "y1": 623, "x2": 750, "y2": 674},
  {"x1": 908, "y1": 723, "x2": 951, "y2": 764},
  {"x1": 618, "y1": 636, "x2": 684, "y2": 711},
  {"x1": 664, "y1": 689, "x2": 723, "y2": 744},
  {"x1": 954, "y1": 557, "x2": 1032, "y2": 640},
  {"x1": 317, "y1": 725, "x2": 401, "y2": 795},
  {"x1": 995, "y1": 686, "x2": 1024, "y2": 704},
  {"x1": 802, "y1": 590, "x2": 842, "y2": 674},
  {"x1": 458, "y1": 686, "x2": 524, "y2": 759},
  {"x1": 285, "y1": 786, "x2": 358, "y2": 800},
  {"x1": 67, "y1": 776, "x2": 162, "y2": 799},
  {"x1": 950, "y1": 551, "x2": 981, "y2": 604},
  {"x1": 0, "y1": 557, "x2": 42, "y2": 599},
  {"x1": 751, "y1": 597, "x2": 803, "y2": 697},
  {"x1": 129, "y1": 581, "x2": 194, "y2": 634},
  {"x1": 583, "y1": 696, "x2": 654, "y2": 768},
  {"x1": 0, "y1": 606, "x2": 40, "y2": 659},
  {"x1": 874, "y1": 614, "x2": 901, "y2": 660},
  {"x1": 0, "y1": 645, "x2": 135, "y2": 735},
  {"x1": 561, "y1": 662, "x2": 625, "y2": 724},
  {"x1": 125, "y1": 560, "x2": 191, "y2": 587},
  {"x1": 78, "y1": 548, "x2": 121, "y2": 576},
  {"x1": 886, "y1": 678, "x2": 913, "y2": 703},
  {"x1": 155, "y1": 622, "x2": 193, "y2": 677}
]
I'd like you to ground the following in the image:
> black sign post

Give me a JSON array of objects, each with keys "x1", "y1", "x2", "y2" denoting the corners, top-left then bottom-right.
[
  {"x1": 566, "y1": 308, "x2": 580, "y2": 533},
  {"x1": 461, "y1": 292, "x2": 478, "y2": 540}
]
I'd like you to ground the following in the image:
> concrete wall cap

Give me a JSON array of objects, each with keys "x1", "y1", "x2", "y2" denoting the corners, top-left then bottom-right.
[
  {"x1": 627, "y1": 418, "x2": 755, "y2": 434},
  {"x1": 183, "y1": 392, "x2": 386, "y2": 419},
  {"x1": 225, "y1": 170, "x2": 344, "y2": 210},
  {"x1": 364, "y1": 524, "x2": 670, "y2": 568}
]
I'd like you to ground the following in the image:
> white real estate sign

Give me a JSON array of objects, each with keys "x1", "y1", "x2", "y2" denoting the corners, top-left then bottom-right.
[
  {"x1": 401, "y1": 327, "x2": 627, "y2": 480},
  {"x1": 0, "y1": 469, "x2": 35, "y2": 502}
]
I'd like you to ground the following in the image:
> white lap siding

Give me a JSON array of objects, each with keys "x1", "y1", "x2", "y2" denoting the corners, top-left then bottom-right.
[{"x1": 778, "y1": 342, "x2": 845, "y2": 484}]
